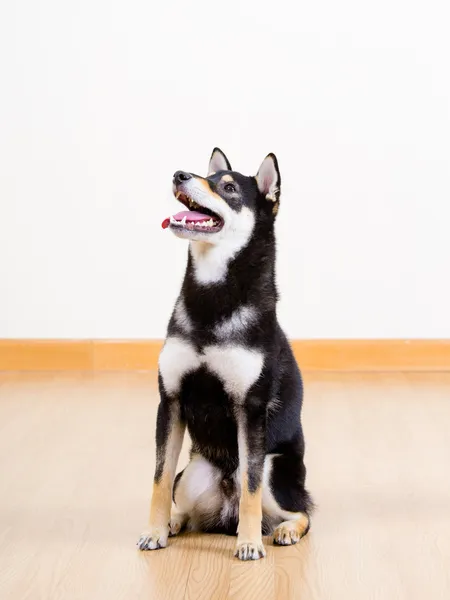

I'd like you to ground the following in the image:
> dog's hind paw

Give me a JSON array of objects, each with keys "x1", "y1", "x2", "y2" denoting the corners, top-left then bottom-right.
[
  {"x1": 234, "y1": 540, "x2": 266, "y2": 561},
  {"x1": 273, "y1": 516, "x2": 309, "y2": 546},
  {"x1": 168, "y1": 513, "x2": 186, "y2": 537},
  {"x1": 137, "y1": 527, "x2": 168, "y2": 551}
]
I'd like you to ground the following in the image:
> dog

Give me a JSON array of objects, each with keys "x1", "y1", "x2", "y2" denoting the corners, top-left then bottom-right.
[{"x1": 138, "y1": 148, "x2": 313, "y2": 560}]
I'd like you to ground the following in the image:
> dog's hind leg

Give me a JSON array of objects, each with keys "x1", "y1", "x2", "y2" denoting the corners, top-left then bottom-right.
[
  {"x1": 262, "y1": 447, "x2": 313, "y2": 546},
  {"x1": 171, "y1": 454, "x2": 222, "y2": 533},
  {"x1": 168, "y1": 470, "x2": 188, "y2": 536},
  {"x1": 168, "y1": 506, "x2": 189, "y2": 536}
]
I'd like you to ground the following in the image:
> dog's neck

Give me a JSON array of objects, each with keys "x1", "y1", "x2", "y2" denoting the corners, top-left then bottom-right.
[
  {"x1": 181, "y1": 224, "x2": 277, "y2": 324},
  {"x1": 189, "y1": 239, "x2": 244, "y2": 286}
]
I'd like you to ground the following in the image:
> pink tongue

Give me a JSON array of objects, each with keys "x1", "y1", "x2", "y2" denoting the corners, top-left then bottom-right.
[
  {"x1": 173, "y1": 210, "x2": 211, "y2": 222},
  {"x1": 161, "y1": 210, "x2": 212, "y2": 229}
]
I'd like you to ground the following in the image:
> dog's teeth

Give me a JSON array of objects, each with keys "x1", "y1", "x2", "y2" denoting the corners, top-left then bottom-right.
[
  {"x1": 170, "y1": 216, "x2": 176, "y2": 224},
  {"x1": 176, "y1": 192, "x2": 181, "y2": 199},
  {"x1": 181, "y1": 216, "x2": 187, "y2": 225}
]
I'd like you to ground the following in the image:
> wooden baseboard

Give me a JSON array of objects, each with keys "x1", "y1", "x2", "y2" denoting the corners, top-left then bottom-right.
[
  {"x1": 0, "y1": 340, "x2": 164, "y2": 371},
  {"x1": 292, "y1": 340, "x2": 450, "y2": 371},
  {"x1": 0, "y1": 339, "x2": 449, "y2": 371}
]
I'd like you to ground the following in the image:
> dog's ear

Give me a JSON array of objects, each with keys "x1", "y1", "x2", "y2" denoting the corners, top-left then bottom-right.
[
  {"x1": 256, "y1": 154, "x2": 281, "y2": 203},
  {"x1": 208, "y1": 147, "x2": 232, "y2": 175}
]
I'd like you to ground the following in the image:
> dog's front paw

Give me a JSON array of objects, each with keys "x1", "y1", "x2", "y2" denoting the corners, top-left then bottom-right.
[
  {"x1": 234, "y1": 540, "x2": 266, "y2": 561},
  {"x1": 137, "y1": 527, "x2": 169, "y2": 551}
]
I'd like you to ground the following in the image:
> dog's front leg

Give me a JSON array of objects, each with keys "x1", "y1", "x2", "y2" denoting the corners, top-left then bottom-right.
[
  {"x1": 235, "y1": 395, "x2": 267, "y2": 560},
  {"x1": 138, "y1": 381, "x2": 185, "y2": 551}
]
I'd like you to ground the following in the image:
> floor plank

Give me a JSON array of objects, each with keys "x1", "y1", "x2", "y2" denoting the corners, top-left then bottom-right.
[{"x1": 0, "y1": 371, "x2": 449, "y2": 599}]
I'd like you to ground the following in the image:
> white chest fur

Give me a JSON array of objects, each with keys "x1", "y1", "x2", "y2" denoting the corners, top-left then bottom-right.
[{"x1": 159, "y1": 336, "x2": 264, "y2": 401}]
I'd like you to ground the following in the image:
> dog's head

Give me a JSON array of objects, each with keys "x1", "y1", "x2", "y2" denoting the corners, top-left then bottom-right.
[{"x1": 162, "y1": 148, "x2": 281, "y2": 244}]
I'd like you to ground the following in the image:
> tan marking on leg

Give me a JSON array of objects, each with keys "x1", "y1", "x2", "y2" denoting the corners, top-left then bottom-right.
[
  {"x1": 235, "y1": 416, "x2": 266, "y2": 560},
  {"x1": 149, "y1": 471, "x2": 172, "y2": 529},
  {"x1": 235, "y1": 474, "x2": 266, "y2": 560},
  {"x1": 238, "y1": 474, "x2": 263, "y2": 540},
  {"x1": 137, "y1": 473, "x2": 172, "y2": 550},
  {"x1": 137, "y1": 416, "x2": 185, "y2": 551},
  {"x1": 273, "y1": 514, "x2": 310, "y2": 545}
]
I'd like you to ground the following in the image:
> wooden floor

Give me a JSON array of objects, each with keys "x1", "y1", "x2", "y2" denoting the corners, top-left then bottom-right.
[{"x1": 0, "y1": 372, "x2": 449, "y2": 599}]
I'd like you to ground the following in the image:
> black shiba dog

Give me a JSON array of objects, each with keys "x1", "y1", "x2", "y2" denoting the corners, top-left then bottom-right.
[{"x1": 138, "y1": 149, "x2": 312, "y2": 560}]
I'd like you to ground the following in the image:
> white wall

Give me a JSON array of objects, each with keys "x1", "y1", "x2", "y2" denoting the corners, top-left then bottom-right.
[{"x1": 1, "y1": 0, "x2": 449, "y2": 339}]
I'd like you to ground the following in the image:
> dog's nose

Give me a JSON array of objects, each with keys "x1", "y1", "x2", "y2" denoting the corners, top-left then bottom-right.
[{"x1": 173, "y1": 171, "x2": 192, "y2": 184}]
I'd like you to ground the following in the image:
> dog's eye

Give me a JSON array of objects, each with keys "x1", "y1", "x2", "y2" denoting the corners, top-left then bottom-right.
[{"x1": 224, "y1": 183, "x2": 236, "y2": 193}]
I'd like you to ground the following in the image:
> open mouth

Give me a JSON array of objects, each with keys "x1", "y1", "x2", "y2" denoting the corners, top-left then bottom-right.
[{"x1": 161, "y1": 191, "x2": 224, "y2": 233}]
